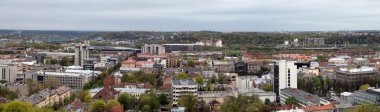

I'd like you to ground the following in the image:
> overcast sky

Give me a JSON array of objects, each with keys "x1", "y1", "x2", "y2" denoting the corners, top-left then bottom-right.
[{"x1": 1, "y1": 0, "x2": 380, "y2": 31}]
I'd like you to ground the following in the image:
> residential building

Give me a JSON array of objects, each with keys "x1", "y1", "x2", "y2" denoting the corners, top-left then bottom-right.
[
  {"x1": 0, "y1": 64, "x2": 17, "y2": 83},
  {"x1": 142, "y1": 44, "x2": 165, "y2": 55},
  {"x1": 171, "y1": 79, "x2": 197, "y2": 105},
  {"x1": 166, "y1": 55, "x2": 180, "y2": 68},
  {"x1": 65, "y1": 99, "x2": 88, "y2": 112},
  {"x1": 92, "y1": 75, "x2": 119, "y2": 101},
  {"x1": 74, "y1": 42, "x2": 90, "y2": 67},
  {"x1": 18, "y1": 86, "x2": 71, "y2": 108},
  {"x1": 353, "y1": 88, "x2": 380, "y2": 105},
  {"x1": 234, "y1": 61, "x2": 248, "y2": 75},
  {"x1": 336, "y1": 66, "x2": 379, "y2": 91},
  {"x1": 273, "y1": 60, "x2": 298, "y2": 102},
  {"x1": 247, "y1": 61, "x2": 261, "y2": 74},
  {"x1": 213, "y1": 61, "x2": 234, "y2": 73}
]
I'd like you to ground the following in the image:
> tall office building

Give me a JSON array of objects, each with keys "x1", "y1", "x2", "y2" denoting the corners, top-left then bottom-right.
[
  {"x1": 0, "y1": 65, "x2": 17, "y2": 83},
  {"x1": 75, "y1": 41, "x2": 90, "y2": 67},
  {"x1": 142, "y1": 44, "x2": 165, "y2": 55},
  {"x1": 273, "y1": 60, "x2": 297, "y2": 102}
]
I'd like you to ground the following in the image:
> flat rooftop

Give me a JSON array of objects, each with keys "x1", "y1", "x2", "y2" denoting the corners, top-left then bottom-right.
[
  {"x1": 338, "y1": 66, "x2": 376, "y2": 73},
  {"x1": 172, "y1": 79, "x2": 197, "y2": 86},
  {"x1": 359, "y1": 89, "x2": 380, "y2": 96},
  {"x1": 281, "y1": 88, "x2": 320, "y2": 103},
  {"x1": 163, "y1": 44, "x2": 198, "y2": 46}
]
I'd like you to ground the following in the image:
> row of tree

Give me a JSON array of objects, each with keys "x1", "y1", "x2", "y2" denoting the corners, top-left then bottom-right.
[
  {"x1": 298, "y1": 76, "x2": 333, "y2": 97},
  {"x1": 116, "y1": 93, "x2": 169, "y2": 111}
]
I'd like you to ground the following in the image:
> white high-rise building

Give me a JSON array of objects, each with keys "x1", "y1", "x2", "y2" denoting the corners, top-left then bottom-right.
[
  {"x1": 74, "y1": 41, "x2": 90, "y2": 67},
  {"x1": 273, "y1": 60, "x2": 297, "y2": 102},
  {"x1": 0, "y1": 65, "x2": 17, "y2": 83},
  {"x1": 171, "y1": 79, "x2": 197, "y2": 105}
]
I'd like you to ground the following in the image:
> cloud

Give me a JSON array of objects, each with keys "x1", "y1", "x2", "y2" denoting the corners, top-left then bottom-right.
[{"x1": 0, "y1": 0, "x2": 380, "y2": 31}]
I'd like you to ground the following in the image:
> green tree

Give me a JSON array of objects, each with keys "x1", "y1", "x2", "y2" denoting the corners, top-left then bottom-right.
[
  {"x1": 359, "y1": 84, "x2": 371, "y2": 90},
  {"x1": 187, "y1": 59, "x2": 195, "y2": 67},
  {"x1": 264, "y1": 98, "x2": 271, "y2": 105},
  {"x1": 158, "y1": 93, "x2": 169, "y2": 105},
  {"x1": 78, "y1": 91, "x2": 92, "y2": 103},
  {"x1": 352, "y1": 104, "x2": 380, "y2": 112},
  {"x1": 220, "y1": 95, "x2": 264, "y2": 112},
  {"x1": 177, "y1": 72, "x2": 189, "y2": 79},
  {"x1": 142, "y1": 105, "x2": 151, "y2": 112},
  {"x1": 178, "y1": 94, "x2": 197, "y2": 112},
  {"x1": 316, "y1": 55, "x2": 328, "y2": 62},
  {"x1": 210, "y1": 75, "x2": 217, "y2": 84},
  {"x1": 260, "y1": 83, "x2": 273, "y2": 92},
  {"x1": 326, "y1": 77, "x2": 332, "y2": 90},
  {"x1": 217, "y1": 74, "x2": 226, "y2": 84},
  {"x1": 118, "y1": 93, "x2": 136, "y2": 110},
  {"x1": 0, "y1": 80, "x2": 7, "y2": 84},
  {"x1": 89, "y1": 100, "x2": 106, "y2": 112},
  {"x1": 194, "y1": 76, "x2": 204, "y2": 85},
  {"x1": 35, "y1": 108, "x2": 54, "y2": 112},
  {"x1": 59, "y1": 56, "x2": 72, "y2": 66},
  {"x1": 2, "y1": 101, "x2": 35, "y2": 112},
  {"x1": 138, "y1": 93, "x2": 160, "y2": 111},
  {"x1": 285, "y1": 96, "x2": 297, "y2": 105},
  {"x1": 312, "y1": 76, "x2": 321, "y2": 94}
]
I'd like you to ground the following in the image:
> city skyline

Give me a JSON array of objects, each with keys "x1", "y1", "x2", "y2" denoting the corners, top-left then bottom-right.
[{"x1": 1, "y1": 0, "x2": 380, "y2": 31}]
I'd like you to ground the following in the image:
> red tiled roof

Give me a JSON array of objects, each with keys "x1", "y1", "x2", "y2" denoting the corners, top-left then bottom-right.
[
  {"x1": 70, "y1": 99, "x2": 86, "y2": 110},
  {"x1": 92, "y1": 88, "x2": 119, "y2": 100},
  {"x1": 103, "y1": 75, "x2": 116, "y2": 87},
  {"x1": 123, "y1": 59, "x2": 136, "y2": 63},
  {"x1": 304, "y1": 104, "x2": 334, "y2": 111}
]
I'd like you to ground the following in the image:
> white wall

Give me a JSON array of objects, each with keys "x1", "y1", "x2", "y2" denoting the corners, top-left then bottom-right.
[{"x1": 278, "y1": 60, "x2": 297, "y2": 90}]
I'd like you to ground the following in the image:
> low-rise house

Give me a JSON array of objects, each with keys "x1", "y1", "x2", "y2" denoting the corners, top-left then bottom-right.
[
  {"x1": 92, "y1": 75, "x2": 120, "y2": 101},
  {"x1": 65, "y1": 99, "x2": 88, "y2": 112},
  {"x1": 18, "y1": 86, "x2": 71, "y2": 108}
]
